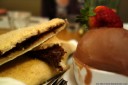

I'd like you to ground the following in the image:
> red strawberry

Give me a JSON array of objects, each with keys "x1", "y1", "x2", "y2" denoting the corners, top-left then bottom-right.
[
  {"x1": 89, "y1": 6, "x2": 123, "y2": 28},
  {"x1": 76, "y1": 5, "x2": 123, "y2": 30}
]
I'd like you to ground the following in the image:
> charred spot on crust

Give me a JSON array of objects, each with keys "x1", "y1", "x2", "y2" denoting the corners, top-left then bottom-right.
[{"x1": 26, "y1": 44, "x2": 66, "y2": 70}]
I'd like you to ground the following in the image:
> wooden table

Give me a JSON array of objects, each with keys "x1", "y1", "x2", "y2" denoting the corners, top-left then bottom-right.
[
  {"x1": 0, "y1": 28, "x2": 11, "y2": 34},
  {"x1": 0, "y1": 28, "x2": 82, "y2": 41},
  {"x1": 57, "y1": 29, "x2": 81, "y2": 41}
]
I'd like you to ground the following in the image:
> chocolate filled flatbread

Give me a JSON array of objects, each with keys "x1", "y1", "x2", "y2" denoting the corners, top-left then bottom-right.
[
  {"x1": 0, "y1": 36, "x2": 75, "y2": 85},
  {"x1": 0, "y1": 55, "x2": 58, "y2": 85},
  {"x1": 0, "y1": 18, "x2": 67, "y2": 66},
  {"x1": 30, "y1": 36, "x2": 75, "y2": 71}
]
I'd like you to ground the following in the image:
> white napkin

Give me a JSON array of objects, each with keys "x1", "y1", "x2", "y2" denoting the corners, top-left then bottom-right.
[{"x1": 0, "y1": 77, "x2": 26, "y2": 85}]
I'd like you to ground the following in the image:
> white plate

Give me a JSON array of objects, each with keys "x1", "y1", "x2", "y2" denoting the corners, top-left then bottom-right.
[{"x1": 62, "y1": 58, "x2": 77, "y2": 85}]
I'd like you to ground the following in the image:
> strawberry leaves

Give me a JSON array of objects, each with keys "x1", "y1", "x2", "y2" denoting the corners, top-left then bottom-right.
[
  {"x1": 76, "y1": 0, "x2": 123, "y2": 31},
  {"x1": 76, "y1": 0, "x2": 96, "y2": 30}
]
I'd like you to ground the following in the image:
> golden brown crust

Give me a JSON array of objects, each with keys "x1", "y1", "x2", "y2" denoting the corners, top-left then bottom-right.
[
  {"x1": 0, "y1": 18, "x2": 65, "y2": 54},
  {"x1": 0, "y1": 36, "x2": 75, "y2": 85},
  {"x1": 0, "y1": 55, "x2": 58, "y2": 85},
  {"x1": 0, "y1": 18, "x2": 67, "y2": 66}
]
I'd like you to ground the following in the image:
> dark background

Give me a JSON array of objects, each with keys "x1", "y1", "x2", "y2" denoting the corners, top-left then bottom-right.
[{"x1": 0, "y1": 0, "x2": 127, "y2": 22}]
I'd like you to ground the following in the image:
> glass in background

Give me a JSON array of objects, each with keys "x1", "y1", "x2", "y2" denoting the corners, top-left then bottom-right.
[
  {"x1": 57, "y1": 0, "x2": 82, "y2": 32},
  {"x1": 55, "y1": 0, "x2": 69, "y2": 18},
  {"x1": 0, "y1": 8, "x2": 7, "y2": 16},
  {"x1": 7, "y1": 11, "x2": 31, "y2": 29},
  {"x1": 0, "y1": 8, "x2": 7, "y2": 21},
  {"x1": 56, "y1": 0, "x2": 79, "y2": 32}
]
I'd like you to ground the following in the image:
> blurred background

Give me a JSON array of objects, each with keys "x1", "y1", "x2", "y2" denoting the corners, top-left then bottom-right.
[
  {"x1": 0, "y1": 0, "x2": 127, "y2": 22},
  {"x1": 0, "y1": 0, "x2": 128, "y2": 41}
]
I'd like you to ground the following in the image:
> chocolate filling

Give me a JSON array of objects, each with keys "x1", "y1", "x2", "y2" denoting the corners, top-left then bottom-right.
[
  {"x1": 26, "y1": 44, "x2": 65, "y2": 70},
  {"x1": 0, "y1": 23, "x2": 64, "y2": 58}
]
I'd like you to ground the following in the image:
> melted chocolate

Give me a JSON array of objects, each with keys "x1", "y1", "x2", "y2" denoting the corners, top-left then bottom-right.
[
  {"x1": 74, "y1": 57, "x2": 92, "y2": 85},
  {"x1": 74, "y1": 28, "x2": 128, "y2": 77},
  {"x1": 84, "y1": 65, "x2": 92, "y2": 85},
  {"x1": 26, "y1": 44, "x2": 65, "y2": 70}
]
